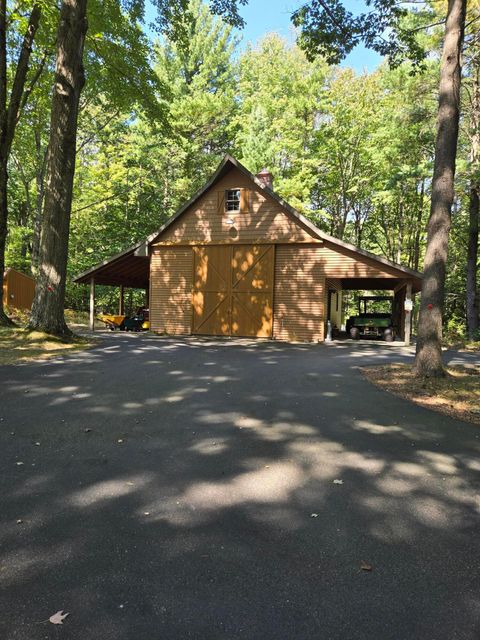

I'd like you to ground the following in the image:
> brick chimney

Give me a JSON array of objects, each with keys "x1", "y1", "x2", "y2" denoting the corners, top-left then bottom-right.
[{"x1": 256, "y1": 168, "x2": 273, "y2": 190}]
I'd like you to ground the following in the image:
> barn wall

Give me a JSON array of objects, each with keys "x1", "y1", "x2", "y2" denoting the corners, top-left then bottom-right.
[
  {"x1": 150, "y1": 247, "x2": 193, "y2": 335},
  {"x1": 272, "y1": 243, "x2": 401, "y2": 342},
  {"x1": 149, "y1": 240, "x2": 404, "y2": 341},
  {"x1": 321, "y1": 241, "x2": 400, "y2": 279},
  {"x1": 2, "y1": 269, "x2": 35, "y2": 310},
  {"x1": 155, "y1": 168, "x2": 319, "y2": 246},
  {"x1": 273, "y1": 246, "x2": 326, "y2": 342}
]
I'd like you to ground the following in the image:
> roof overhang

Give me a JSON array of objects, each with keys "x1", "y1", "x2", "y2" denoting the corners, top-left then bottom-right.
[{"x1": 73, "y1": 244, "x2": 149, "y2": 288}]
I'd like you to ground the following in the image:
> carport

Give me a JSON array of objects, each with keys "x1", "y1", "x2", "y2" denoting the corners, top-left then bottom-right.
[
  {"x1": 326, "y1": 274, "x2": 422, "y2": 345},
  {"x1": 73, "y1": 244, "x2": 149, "y2": 330}
]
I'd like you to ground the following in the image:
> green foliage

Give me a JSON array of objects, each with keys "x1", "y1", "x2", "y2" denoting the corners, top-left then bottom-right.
[
  {"x1": 292, "y1": 0, "x2": 433, "y2": 69},
  {"x1": 3, "y1": 0, "x2": 478, "y2": 335},
  {"x1": 234, "y1": 35, "x2": 328, "y2": 214}
]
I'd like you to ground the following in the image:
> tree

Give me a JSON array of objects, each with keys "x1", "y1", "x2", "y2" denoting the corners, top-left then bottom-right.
[
  {"x1": 414, "y1": 0, "x2": 466, "y2": 376},
  {"x1": 464, "y1": 30, "x2": 480, "y2": 341},
  {"x1": 29, "y1": 0, "x2": 247, "y2": 336},
  {"x1": 293, "y1": 0, "x2": 467, "y2": 376},
  {"x1": 0, "y1": 1, "x2": 54, "y2": 325},
  {"x1": 234, "y1": 34, "x2": 328, "y2": 214},
  {"x1": 29, "y1": 0, "x2": 88, "y2": 336}
]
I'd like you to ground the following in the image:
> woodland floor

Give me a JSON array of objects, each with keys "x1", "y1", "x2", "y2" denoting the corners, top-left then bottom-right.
[
  {"x1": 362, "y1": 363, "x2": 480, "y2": 426},
  {"x1": 0, "y1": 326, "x2": 93, "y2": 365}
]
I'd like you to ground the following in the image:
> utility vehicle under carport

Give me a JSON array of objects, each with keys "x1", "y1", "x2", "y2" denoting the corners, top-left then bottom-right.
[{"x1": 346, "y1": 296, "x2": 395, "y2": 341}]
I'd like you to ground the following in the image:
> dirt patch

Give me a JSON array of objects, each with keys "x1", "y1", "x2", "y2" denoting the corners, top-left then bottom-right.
[
  {"x1": 0, "y1": 327, "x2": 94, "y2": 365},
  {"x1": 362, "y1": 363, "x2": 480, "y2": 426}
]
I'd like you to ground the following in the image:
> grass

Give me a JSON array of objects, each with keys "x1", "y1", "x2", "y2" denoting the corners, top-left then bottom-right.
[
  {"x1": 64, "y1": 309, "x2": 90, "y2": 329},
  {"x1": 362, "y1": 363, "x2": 480, "y2": 426},
  {"x1": 0, "y1": 326, "x2": 94, "y2": 365}
]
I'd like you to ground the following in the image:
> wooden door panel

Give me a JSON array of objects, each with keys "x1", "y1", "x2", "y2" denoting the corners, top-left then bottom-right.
[
  {"x1": 231, "y1": 292, "x2": 273, "y2": 337},
  {"x1": 231, "y1": 245, "x2": 274, "y2": 292},
  {"x1": 193, "y1": 246, "x2": 230, "y2": 292},
  {"x1": 192, "y1": 291, "x2": 230, "y2": 335}
]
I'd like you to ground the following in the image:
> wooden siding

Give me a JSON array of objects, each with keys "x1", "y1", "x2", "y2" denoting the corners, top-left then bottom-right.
[
  {"x1": 272, "y1": 243, "x2": 402, "y2": 342},
  {"x1": 2, "y1": 269, "x2": 35, "y2": 310},
  {"x1": 150, "y1": 247, "x2": 192, "y2": 334},
  {"x1": 273, "y1": 246, "x2": 326, "y2": 342},
  {"x1": 321, "y1": 241, "x2": 401, "y2": 279},
  {"x1": 154, "y1": 168, "x2": 319, "y2": 246}
]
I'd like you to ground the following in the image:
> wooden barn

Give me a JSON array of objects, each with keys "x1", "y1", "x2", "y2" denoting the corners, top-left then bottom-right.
[
  {"x1": 74, "y1": 155, "x2": 422, "y2": 343},
  {"x1": 2, "y1": 268, "x2": 35, "y2": 311}
]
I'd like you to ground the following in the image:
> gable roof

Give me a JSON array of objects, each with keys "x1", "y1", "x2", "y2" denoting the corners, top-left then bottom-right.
[
  {"x1": 73, "y1": 154, "x2": 422, "y2": 287},
  {"x1": 134, "y1": 154, "x2": 423, "y2": 282}
]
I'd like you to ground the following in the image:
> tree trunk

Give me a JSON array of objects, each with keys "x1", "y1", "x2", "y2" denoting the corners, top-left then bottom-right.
[
  {"x1": 414, "y1": 0, "x2": 466, "y2": 377},
  {"x1": 31, "y1": 129, "x2": 48, "y2": 275},
  {"x1": 413, "y1": 179, "x2": 425, "y2": 271},
  {"x1": 0, "y1": 2, "x2": 41, "y2": 325},
  {"x1": 466, "y1": 53, "x2": 480, "y2": 341},
  {"x1": 466, "y1": 185, "x2": 479, "y2": 339},
  {"x1": 29, "y1": 0, "x2": 88, "y2": 337}
]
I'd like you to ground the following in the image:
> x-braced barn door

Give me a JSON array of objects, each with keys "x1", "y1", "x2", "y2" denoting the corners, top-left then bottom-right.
[{"x1": 192, "y1": 245, "x2": 275, "y2": 337}]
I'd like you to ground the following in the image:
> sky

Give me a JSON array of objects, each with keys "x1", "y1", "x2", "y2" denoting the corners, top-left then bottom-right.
[
  {"x1": 236, "y1": 0, "x2": 382, "y2": 72},
  {"x1": 145, "y1": 0, "x2": 383, "y2": 73}
]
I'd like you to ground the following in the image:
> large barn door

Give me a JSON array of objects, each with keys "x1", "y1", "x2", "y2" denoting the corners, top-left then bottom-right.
[
  {"x1": 192, "y1": 245, "x2": 274, "y2": 337},
  {"x1": 192, "y1": 246, "x2": 231, "y2": 335},
  {"x1": 231, "y1": 245, "x2": 274, "y2": 337}
]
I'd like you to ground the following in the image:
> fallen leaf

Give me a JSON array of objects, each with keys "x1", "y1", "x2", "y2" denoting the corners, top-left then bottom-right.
[
  {"x1": 333, "y1": 479, "x2": 343, "y2": 485},
  {"x1": 360, "y1": 561, "x2": 373, "y2": 571},
  {"x1": 49, "y1": 610, "x2": 69, "y2": 625}
]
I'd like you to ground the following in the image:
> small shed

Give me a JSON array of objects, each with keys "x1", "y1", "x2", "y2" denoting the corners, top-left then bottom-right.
[
  {"x1": 74, "y1": 155, "x2": 422, "y2": 343},
  {"x1": 2, "y1": 268, "x2": 35, "y2": 311}
]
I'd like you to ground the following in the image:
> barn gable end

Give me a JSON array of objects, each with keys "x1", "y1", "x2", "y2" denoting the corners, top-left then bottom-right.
[{"x1": 154, "y1": 167, "x2": 319, "y2": 246}]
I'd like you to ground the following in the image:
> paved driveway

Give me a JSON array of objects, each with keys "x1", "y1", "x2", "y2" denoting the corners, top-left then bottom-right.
[{"x1": 1, "y1": 334, "x2": 479, "y2": 640}]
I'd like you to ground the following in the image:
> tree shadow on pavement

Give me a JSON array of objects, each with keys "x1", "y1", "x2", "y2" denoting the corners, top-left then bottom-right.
[{"x1": 1, "y1": 335, "x2": 480, "y2": 640}]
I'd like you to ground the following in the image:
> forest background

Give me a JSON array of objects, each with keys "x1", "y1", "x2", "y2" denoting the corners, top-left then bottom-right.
[{"x1": 5, "y1": 0, "x2": 477, "y2": 342}]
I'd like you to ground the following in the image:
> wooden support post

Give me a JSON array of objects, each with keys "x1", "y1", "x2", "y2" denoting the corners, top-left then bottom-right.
[
  {"x1": 89, "y1": 277, "x2": 95, "y2": 331},
  {"x1": 404, "y1": 281, "x2": 412, "y2": 346},
  {"x1": 119, "y1": 285, "x2": 125, "y2": 315}
]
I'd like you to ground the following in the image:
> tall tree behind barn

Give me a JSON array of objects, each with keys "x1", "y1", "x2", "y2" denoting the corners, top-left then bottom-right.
[
  {"x1": 30, "y1": 0, "x2": 88, "y2": 336},
  {"x1": 0, "y1": 2, "x2": 43, "y2": 326}
]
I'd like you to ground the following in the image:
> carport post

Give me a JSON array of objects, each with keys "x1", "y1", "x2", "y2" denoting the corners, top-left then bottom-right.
[
  {"x1": 89, "y1": 277, "x2": 95, "y2": 331},
  {"x1": 404, "y1": 281, "x2": 412, "y2": 346},
  {"x1": 119, "y1": 285, "x2": 125, "y2": 315}
]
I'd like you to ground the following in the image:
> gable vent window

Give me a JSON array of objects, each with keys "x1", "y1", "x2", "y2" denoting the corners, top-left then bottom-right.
[{"x1": 225, "y1": 189, "x2": 241, "y2": 212}]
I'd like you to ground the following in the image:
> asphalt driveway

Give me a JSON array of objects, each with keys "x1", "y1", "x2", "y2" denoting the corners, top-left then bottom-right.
[{"x1": 1, "y1": 334, "x2": 479, "y2": 640}]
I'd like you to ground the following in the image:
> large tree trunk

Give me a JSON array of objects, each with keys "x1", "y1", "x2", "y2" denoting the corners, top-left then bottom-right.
[
  {"x1": 0, "y1": 2, "x2": 41, "y2": 325},
  {"x1": 466, "y1": 56, "x2": 480, "y2": 341},
  {"x1": 466, "y1": 185, "x2": 479, "y2": 339},
  {"x1": 414, "y1": 0, "x2": 466, "y2": 377},
  {"x1": 29, "y1": 0, "x2": 88, "y2": 337}
]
